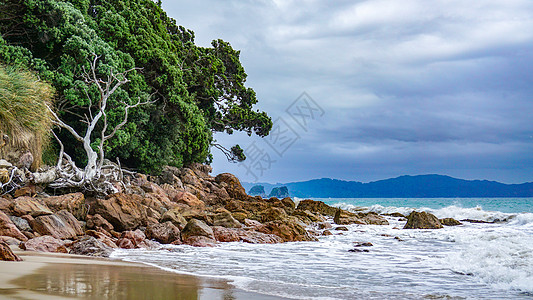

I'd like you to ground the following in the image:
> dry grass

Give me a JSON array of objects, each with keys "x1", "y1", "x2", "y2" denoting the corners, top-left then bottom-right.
[{"x1": 0, "y1": 65, "x2": 55, "y2": 169}]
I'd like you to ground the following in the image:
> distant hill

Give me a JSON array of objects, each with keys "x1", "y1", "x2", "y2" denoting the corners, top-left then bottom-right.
[{"x1": 242, "y1": 175, "x2": 533, "y2": 198}]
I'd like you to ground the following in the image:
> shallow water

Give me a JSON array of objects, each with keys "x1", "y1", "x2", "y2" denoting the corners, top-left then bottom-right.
[{"x1": 112, "y1": 198, "x2": 533, "y2": 300}]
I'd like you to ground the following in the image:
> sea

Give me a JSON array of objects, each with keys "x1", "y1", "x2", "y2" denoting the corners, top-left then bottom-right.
[{"x1": 111, "y1": 198, "x2": 533, "y2": 299}]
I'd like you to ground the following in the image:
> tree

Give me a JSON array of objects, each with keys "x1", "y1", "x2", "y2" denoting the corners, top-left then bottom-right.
[{"x1": 45, "y1": 54, "x2": 153, "y2": 194}]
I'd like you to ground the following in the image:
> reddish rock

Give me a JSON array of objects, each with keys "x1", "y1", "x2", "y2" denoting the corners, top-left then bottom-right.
[
  {"x1": 258, "y1": 220, "x2": 318, "y2": 242},
  {"x1": 0, "y1": 241, "x2": 22, "y2": 261},
  {"x1": 181, "y1": 219, "x2": 214, "y2": 241},
  {"x1": 244, "y1": 218, "x2": 263, "y2": 229},
  {"x1": 12, "y1": 197, "x2": 52, "y2": 217},
  {"x1": 212, "y1": 226, "x2": 240, "y2": 242},
  {"x1": 0, "y1": 211, "x2": 27, "y2": 241},
  {"x1": 212, "y1": 208, "x2": 242, "y2": 228},
  {"x1": 13, "y1": 186, "x2": 34, "y2": 198},
  {"x1": 322, "y1": 230, "x2": 333, "y2": 236},
  {"x1": 120, "y1": 229, "x2": 146, "y2": 247},
  {"x1": 172, "y1": 191, "x2": 205, "y2": 209},
  {"x1": 182, "y1": 236, "x2": 217, "y2": 247},
  {"x1": 146, "y1": 222, "x2": 180, "y2": 244},
  {"x1": 359, "y1": 212, "x2": 389, "y2": 225},
  {"x1": 43, "y1": 193, "x2": 86, "y2": 220},
  {"x1": 20, "y1": 235, "x2": 67, "y2": 253},
  {"x1": 0, "y1": 197, "x2": 12, "y2": 213},
  {"x1": 85, "y1": 230, "x2": 118, "y2": 249},
  {"x1": 90, "y1": 193, "x2": 148, "y2": 231},
  {"x1": 86, "y1": 214, "x2": 114, "y2": 232},
  {"x1": 404, "y1": 211, "x2": 443, "y2": 229},
  {"x1": 30, "y1": 210, "x2": 83, "y2": 240},
  {"x1": 117, "y1": 238, "x2": 135, "y2": 249},
  {"x1": 0, "y1": 236, "x2": 23, "y2": 246},
  {"x1": 215, "y1": 173, "x2": 247, "y2": 200}
]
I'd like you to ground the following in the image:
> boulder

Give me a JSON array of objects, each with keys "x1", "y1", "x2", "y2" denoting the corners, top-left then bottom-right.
[
  {"x1": 30, "y1": 210, "x2": 84, "y2": 240},
  {"x1": 0, "y1": 197, "x2": 11, "y2": 213},
  {"x1": 292, "y1": 209, "x2": 325, "y2": 224},
  {"x1": 212, "y1": 226, "x2": 240, "y2": 242},
  {"x1": 215, "y1": 173, "x2": 247, "y2": 200},
  {"x1": 86, "y1": 214, "x2": 114, "y2": 232},
  {"x1": 403, "y1": 211, "x2": 443, "y2": 229},
  {"x1": 9, "y1": 216, "x2": 31, "y2": 232},
  {"x1": 120, "y1": 229, "x2": 146, "y2": 247},
  {"x1": 212, "y1": 226, "x2": 283, "y2": 244},
  {"x1": 89, "y1": 193, "x2": 148, "y2": 231},
  {"x1": 69, "y1": 236, "x2": 113, "y2": 257},
  {"x1": 439, "y1": 218, "x2": 462, "y2": 226},
  {"x1": 11, "y1": 197, "x2": 52, "y2": 217},
  {"x1": 146, "y1": 222, "x2": 180, "y2": 244},
  {"x1": 322, "y1": 230, "x2": 333, "y2": 236},
  {"x1": 20, "y1": 235, "x2": 67, "y2": 253},
  {"x1": 280, "y1": 197, "x2": 296, "y2": 212},
  {"x1": 0, "y1": 211, "x2": 27, "y2": 241},
  {"x1": 257, "y1": 207, "x2": 288, "y2": 223},
  {"x1": 160, "y1": 208, "x2": 188, "y2": 229},
  {"x1": 258, "y1": 220, "x2": 318, "y2": 242},
  {"x1": 231, "y1": 212, "x2": 248, "y2": 223},
  {"x1": 317, "y1": 222, "x2": 332, "y2": 230},
  {"x1": 172, "y1": 191, "x2": 205, "y2": 209},
  {"x1": 117, "y1": 238, "x2": 135, "y2": 249},
  {"x1": 334, "y1": 209, "x2": 364, "y2": 225},
  {"x1": 84, "y1": 230, "x2": 118, "y2": 249},
  {"x1": 42, "y1": 193, "x2": 86, "y2": 220},
  {"x1": 358, "y1": 212, "x2": 389, "y2": 225},
  {"x1": 0, "y1": 236, "x2": 23, "y2": 246},
  {"x1": 212, "y1": 208, "x2": 242, "y2": 228},
  {"x1": 182, "y1": 236, "x2": 216, "y2": 247},
  {"x1": 335, "y1": 226, "x2": 349, "y2": 231},
  {"x1": 0, "y1": 241, "x2": 22, "y2": 261},
  {"x1": 181, "y1": 219, "x2": 214, "y2": 241},
  {"x1": 296, "y1": 200, "x2": 338, "y2": 216}
]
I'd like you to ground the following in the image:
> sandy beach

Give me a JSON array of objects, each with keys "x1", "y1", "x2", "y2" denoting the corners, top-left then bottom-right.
[{"x1": 0, "y1": 249, "x2": 286, "y2": 300}]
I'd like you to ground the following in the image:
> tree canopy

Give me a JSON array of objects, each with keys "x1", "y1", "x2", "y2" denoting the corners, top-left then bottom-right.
[{"x1": 0, "y1": 0, "x2": 272, "y2": 173}]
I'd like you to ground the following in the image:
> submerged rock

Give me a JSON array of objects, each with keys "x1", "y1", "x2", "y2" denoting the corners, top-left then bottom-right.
[
  {"x1": 439, "y1": 218, "x2": 462, "y2": 226},
  {"x1": 403, "y1": 211, "x2": 443, "y2": 229}
]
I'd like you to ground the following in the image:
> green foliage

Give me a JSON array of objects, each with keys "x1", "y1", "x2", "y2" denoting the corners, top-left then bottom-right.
[
  {"x1": 0, "y1": 64, "x2": 54, "y2": 168},
  {"x1": 0, "y1": 0, "x2": 271, "y2": 173}
]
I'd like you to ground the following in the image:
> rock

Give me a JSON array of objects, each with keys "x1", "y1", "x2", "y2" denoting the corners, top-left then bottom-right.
[
  {"x1": 348, "y1": 248, "x2": 369, "y2": 253},
  {"x1": 403, "y1": 211, "x2": 443, "y2": 229},
  {"x1": 160, "y1": 208, "x2": 188, "y2": 229},
  {"x1": 181, "y1": 219, "x2": 214, "y2": 241},
  {"x1": 258, "y1": 220, "x2": 318, "y2": 242},
  {"x1": 257, "y1": 207, "x2": 288, "y2": 223},
  {"x1": 182, "y1": 236, "x2": 217, "y2": 247},
  {"x1": 292, "y1": 209, "x2": 325, "y2": 224},
  {"x1": 212, "y1": 208, "x2": 242, "y2": 228},
  {"x1": 296, "y1": 200, "x2": 338, "y2": 216},
  {"x1": 231, "y1": 212, "x2": 248, "y2": 223},
  {"x1": 86, "y1": 214, "x2": 114, "y2": 232},
  {"x1": 439, "y1": 218, "x2": 463, "y2": 226},
  {"x1": 11, "y1": 197, "x2": 52, "y2": 217},
  {"x1": 146, "y1": 222, "x2": 180, "y2": 244},
  {"x1": 120, "y1": 229, "x2": 146, "y2": 247},
  {"x1": 359, "y1": 212, "x2": 389, "y2": 225},
  {"x1": 20, "y1": 235, "x2": 67, "y2": 253},
  {"x1": 30, "y1": 210, "x2": 84, "y2": 240},
  {"x1": 13, "y1": 186, "x2": 34, "y2": 198},
  {"x1": 244, "y1": 218, "x2": 263, "y2": 228},
  {"x1": 353, "y1": 242, "x2": 373, "y2": 247},
  {"x1": 268, "y1": 186, "x2": 289, "y2": 198},
  {"x1": 17, "y1": 151, "x2": 33, "y2": 170},
  {"x1": 117, "y1": 238, "x2": 135, "y2": 249},
  {"x1": 89, "y1": 193, "x2": 148, "y2": 231},
  {"x1": 0, "y1": 236, "x2": 22, "y2": 246},
  {"x1": 0, "y1": 169, "x2": 9, "y2": 184},
  {"x1": 460, "y1": 219, "x2": 492, "y2": 224},
  {"x1": 322, "y1": 230, "x2": 333, "y2": 236},
  {"x1": 84, "y1": 230, "x2": 118, "y2": 249},
  {"x1": 0, "y1": 197, "x2": 11, "y2": 213},
  {"x1": 335, "y1": 226, "x2": 349, "y2": 231},
  {"x1": 172, "y1": 191, "x2": 205, "y2": 209},
  {"x1": 384, "y1": 212, "x2": 406, "y2": 218},
  {"x1": 43, "y1": 193, "x2": 86, "y2": 220},
  {"x1": 69, "y1": 236, "x2": 113, "y2": 257},
  {"x1": 280, "y1": 197, "x2": 296, "y2": 212},
  {"x1": 0, "y1": 211, "x2": 27, "y2": 241},
  {"x1": 212, "y1": 226, "x2": 240, "y2": 242},
  {"x1": 9, "y1": 216, "x2": 31, "y2": 232},
  {"x1": 215, "y1": 173, "x2": 247, "y2": 200},
  {"x1": 0, "y1": 241, "x2": 22, "y2": 261},
  {"x1": 334, "y1": 210, "x2": 389, "y2": 225}
]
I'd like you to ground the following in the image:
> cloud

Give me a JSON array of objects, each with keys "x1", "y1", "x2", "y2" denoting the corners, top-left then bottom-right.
[{"x1": 164, "y1": 0, "x2": 533, "y2": 184}]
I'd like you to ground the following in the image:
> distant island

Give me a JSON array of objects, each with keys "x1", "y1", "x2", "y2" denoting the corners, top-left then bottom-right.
[{"x1": 242, "y1": 175, "x2": 533, "y2": 198}]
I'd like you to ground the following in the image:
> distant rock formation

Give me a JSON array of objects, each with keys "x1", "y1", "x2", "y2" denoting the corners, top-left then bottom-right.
[
  {"x1": 248, "y1": 185, "x2": 267, "y2": 198},
  {"x1": 269, "y1": 186, "x2": 289, "y2": 198}
]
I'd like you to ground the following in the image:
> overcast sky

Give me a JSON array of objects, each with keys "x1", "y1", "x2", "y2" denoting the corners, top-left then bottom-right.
[{"x1": 163, "y1": 0, "x2": 533, "y2": 184}]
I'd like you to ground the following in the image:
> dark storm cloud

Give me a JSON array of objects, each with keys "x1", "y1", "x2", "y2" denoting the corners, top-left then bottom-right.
[{"x1": 163, "y1": 0, "x2": 533, "y2": 183}]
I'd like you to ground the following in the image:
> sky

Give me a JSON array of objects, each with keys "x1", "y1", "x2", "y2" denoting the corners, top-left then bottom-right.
[{"x1": 163, "y1": 0, "x2": 533, "y2": 184}]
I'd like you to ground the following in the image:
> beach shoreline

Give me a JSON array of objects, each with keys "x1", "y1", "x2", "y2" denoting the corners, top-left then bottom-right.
[{"x1": 0, "y1": 248, "x2": 286, "y2": 300}]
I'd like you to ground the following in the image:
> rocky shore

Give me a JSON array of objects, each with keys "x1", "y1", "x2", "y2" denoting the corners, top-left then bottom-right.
[{"x1": 1, "y1": 163, "x2": 462, "y2": 261}]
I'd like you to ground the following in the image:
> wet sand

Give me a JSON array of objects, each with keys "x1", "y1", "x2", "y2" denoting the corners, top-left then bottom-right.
[{"x1": 0, "y1": 250, "x2": 286, "y2": 300}]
